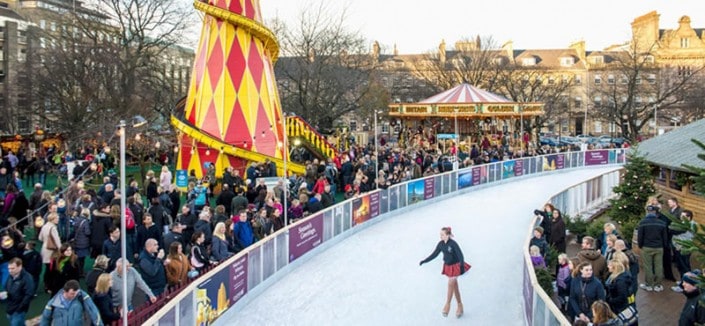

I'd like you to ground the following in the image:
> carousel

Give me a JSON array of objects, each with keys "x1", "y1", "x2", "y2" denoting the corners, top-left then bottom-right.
[{"x1": 388, "y1": 83, "x2": 544, "y2": 149}]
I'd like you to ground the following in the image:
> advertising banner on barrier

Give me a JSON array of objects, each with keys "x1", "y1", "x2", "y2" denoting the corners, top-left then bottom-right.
[
  {"x1": 408, "y1": 179, "x2": 425, "y2": 204},
  {"x1": 609, "y1": 149, "x2": 626, "y2": 164},
  {"x1": 195, "y1": 267, "x2": 231, "y2": 325},
  {"x1": 585, "y1": 150, "x2": 609, "y2": 165},
  {"x1": 458, "y1": 170, "x2": 472, "y2": 189},
  {"x1": 379, "y1": 189, "x2": 389, "y2": 214},
  {"x1": 424, "y1": 178, "x2": 435, "y2": 199},
  {"x1": 514, "y1": 159, "x2": 524, "y2": 177},
  {"x1": 472, "y1": 166, "x2": 487, "y2": 185},
  {"x1": 370, "y1": 192, "x2": 380, "y2": 218},
  {"x1": 503, "y1": 160, "x2": 516, "y2": 179},
  {"x1": 289, "y1": 214, "x2": 323, "y2": 262},
  {"x1": 544, "y1": 154, "x2": 565, "y2": 170},
  {"x1": 352, "y1": 196, "x2": 371, "y2": 226},
  {"x1": 523, "y1": 263, "x2": 534, "y2": 325},
  {"x1": 180, "y1": 292, "x2": 195, "y2": 326},
  {"x1": 229, "y1": 254, "x2": 248, "y2": 306},
  {"x1": 389, "y1": 186, "x2": 399, "y2": 211}
]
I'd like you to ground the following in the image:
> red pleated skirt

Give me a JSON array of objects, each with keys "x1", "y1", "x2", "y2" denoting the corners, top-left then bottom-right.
[{"x1": 442, "y1": 262, "x2": 471, "y2": 277}]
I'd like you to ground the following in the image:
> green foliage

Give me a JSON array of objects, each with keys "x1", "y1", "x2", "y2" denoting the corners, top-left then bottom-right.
[
  {"x1": 608, "y1": 148, "x2": 655, "y2": 225},
  {"x1": 619, "y1": 219, "x2": 639, "y2": 244},
  {"x1": 546, "y1": 245, "x2": 560, "y2": 271},
  {"x1": 565, "y1": 214, "x2": 588, "y2": 238},
  {"x1": 535, "y1": 267, "x2": 555, "y2": 296},
  {"x1": 587, "y1": 218, "x2": 607, "y2": 240}
]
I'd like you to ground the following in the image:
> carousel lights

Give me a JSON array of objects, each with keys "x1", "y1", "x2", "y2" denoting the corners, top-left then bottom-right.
[
  {"x1": 134, "y1": 133, "x2": 141, "y2": 141},
  {"x1": 173, "y1": 146, "x2": 179, "y2": 153},
  {"x1": 154, "y1": 141, "x2": 161, "y2": 149},
  {"x1": 205, "y1": 148, "x2": 211, "y2": 156}
]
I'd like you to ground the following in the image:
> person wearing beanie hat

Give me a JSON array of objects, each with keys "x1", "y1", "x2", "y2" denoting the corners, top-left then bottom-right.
[
  {"x1": 679, "y1": 270, "x2": 705, "y2": 325},
  {"x1": 529, "y1": 226, "x2": 549, "y2": 258}
]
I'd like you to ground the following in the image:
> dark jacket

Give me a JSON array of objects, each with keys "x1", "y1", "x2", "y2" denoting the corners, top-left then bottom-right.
[
  {"x1": 92, "y1": 290, "x2": 120, "y2": 323},
  {"x1": 194, "y1": 219, "x2": 213, "y2": 246},
  {"x1": 210, "y1": 236, "x2": 231, "y2": 262},
  {"x1": 5, "y1": 269, "x2": 35, "y2": 314},
  {"x1": 90, "y1": 210, "x2": 113, "y2": 255},
  {"x1": 216, "y1": 190, "x2": 235, "y2": 215},
  {"x1": 420, "y1": 239, "x2": 466, "y2": 272},
  {"x1": 163, "y1": 231, "x2": 185, "y2": 252},
  {"x1": 136, "y1": 224, "x2": 163, "y2": 253},
  {"x1": 680, "y1": 289, "x2": 705, "y2": 326},
  {"x1": 73, "y1": 216, "x2": 91, "y2": 250},
  {"x1": 533, "y1": 209, "x2": 553, "y2": 244},
  {"x1": 637, "y1": 213, "x2": 668, "y2": 249},
  {"x1": 102, "y1": 238, "x2": 121, "y2": 272},
  {"x1": 232, "y1": 221, "x2": 255, "y2": 251},
  {"x1": 605, "y1": 272, "x2": 632, "y2": 313},
  {"x1": 85, "y1": 267, "x2": 106, "y2": 296},
  {"x1": 569, "y1": 276, "x2": 605, "y2": 319},
  {"x1": 230, "y1": 195, "x2": 248, "y2": 216},
  {"x1": 550, "y1": 216, "x2": 567, "y2": 252},
  {"x1": 147, "y1": 204, "x2": 170, "y2": 234},
  {"x1": 138, "y1": 250, "x2": 167, "y2": 294},
  {"x1": 529, "y1": 236, "x2": 549, "y2": 258}
]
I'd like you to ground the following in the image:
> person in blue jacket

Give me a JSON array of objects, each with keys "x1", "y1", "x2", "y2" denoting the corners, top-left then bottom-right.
[
  {"x1": 40, "y1": 279, "x2": 103, "y2": 326},
  {"x1": 570, "y1": 261, "x2": 606, "y2": 323},
  {"x1": 232, "y1": 210, "x2": 256, "y2": 252}
]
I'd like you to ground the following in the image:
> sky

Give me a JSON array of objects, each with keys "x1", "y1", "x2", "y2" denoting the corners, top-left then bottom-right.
[{"x1": 248, "y1": 0, "x2": 705, "y2": 54}]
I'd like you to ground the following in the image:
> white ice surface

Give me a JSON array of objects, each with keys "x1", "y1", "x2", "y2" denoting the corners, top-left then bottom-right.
[{"x1": 216, "y1": 167, "x2": 619, "y2": 326}]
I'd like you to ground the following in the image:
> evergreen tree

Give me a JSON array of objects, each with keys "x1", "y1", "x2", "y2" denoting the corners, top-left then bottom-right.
[
  {"x1": 683, "y1": 138, "x2": 705, "y2": 194},
  {"x1": 608, "y1": 148, "x2": 655, "y2": 225}
]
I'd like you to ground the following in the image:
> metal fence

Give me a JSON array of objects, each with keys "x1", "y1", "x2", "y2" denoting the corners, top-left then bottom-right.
[{"x1": 142, "y1": 149, "x2": 626, "y2": 326}]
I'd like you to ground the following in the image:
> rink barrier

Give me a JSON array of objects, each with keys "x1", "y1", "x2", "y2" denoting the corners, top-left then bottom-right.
[
  {"x1": 143, "y1": 149, "x2": 625, "y2": 326},
  {"x1": 522, "y1": 169, "x2": 622, "y2": 326}
]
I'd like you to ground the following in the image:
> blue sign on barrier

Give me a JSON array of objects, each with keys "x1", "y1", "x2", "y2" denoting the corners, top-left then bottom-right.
[{"x1": 176, "y1": 170, "x2": 188, "y2": 188}]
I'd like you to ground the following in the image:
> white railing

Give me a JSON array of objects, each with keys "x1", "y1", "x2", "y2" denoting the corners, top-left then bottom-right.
[
  {"x1": 144, "y1": 149, "x2": 626, "y2": 326},
  {"x1": 522, "y1": 169, "x2": 622, "y2": 326}
]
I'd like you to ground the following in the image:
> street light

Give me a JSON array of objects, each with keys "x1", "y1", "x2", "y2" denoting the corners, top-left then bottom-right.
[
  {"x1": 374, "y1": 110, "x2": 378, "y2": 188},
  {"x1": 282, "y1": 113, "x2": 289, "y2": 226},
  {"x1": 453, "y1": 107, "x2": 459, "y2": 170},
  {"x1": 119, "y1": 115, "x2": 147, "y2": 326}
]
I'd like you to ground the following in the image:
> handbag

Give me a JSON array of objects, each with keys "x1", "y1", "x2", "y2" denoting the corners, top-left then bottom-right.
[
  {"x1": 190, "y1": 246, "x2": 204, "y2": 269},
  {"x1": 617, "y1": 304, "x2": 638, "y2": 325},
  {"x1": 45, "y1": 227, "x2": 58, "y2": 250}
]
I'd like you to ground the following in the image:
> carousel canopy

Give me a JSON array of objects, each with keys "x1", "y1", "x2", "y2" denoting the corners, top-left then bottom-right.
[{"x1": 389, "y1": 83, "x2": 543, "y2": 118}]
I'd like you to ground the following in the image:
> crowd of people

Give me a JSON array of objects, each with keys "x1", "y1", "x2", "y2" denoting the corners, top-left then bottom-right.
[{"x1": 530, "y1": 196, "x2": 703, "y2": 326}]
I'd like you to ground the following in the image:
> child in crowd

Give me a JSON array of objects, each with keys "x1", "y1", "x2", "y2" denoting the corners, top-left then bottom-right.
[
  {"x1": 530, "y1": 245, "x2": 546, "y2": 268},
  {"x1": 556, "y1": 253, "x2": 571, "y2": 312}
]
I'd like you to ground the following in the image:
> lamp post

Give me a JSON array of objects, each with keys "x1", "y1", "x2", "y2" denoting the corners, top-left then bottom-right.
[
  {"x1": 282, "y1": 113, "x2": 289, "y2": 226},
  {"x1": 453, "y1": 107, "x2": 459, "y2": 170},
  {"x1": 374, "y1": 110, "x2": 378, "y2": 187},
  {"x1": 119, "y1": 116, "x2": 146, "y2": 326},
  {"x1": 519, "y1": 104, "x2": 524, "y2": 150}
]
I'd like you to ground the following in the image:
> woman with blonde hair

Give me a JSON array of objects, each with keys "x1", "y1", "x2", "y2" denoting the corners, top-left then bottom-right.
[
  {"x1": 92, "y1": 273, "x2": 121, "y2": 323},
  {"x1": 605, "y1": 259, "x2": 632, "y2": 316},
  {"x1": 210, "y1": 222, "x2": 232, "y2": 262},
  {"x1": 38, "y1": 212, "x2": 61, "y2": 292},
  {"x1": 590, "y1": 300, "x2": 622, "y2": 325},
  {"x1": 159, "y1": 165, "x2": 172, "y2": 191},
  {"x1": 165, "y1": 242, "x2": 190, "y2": 287}
]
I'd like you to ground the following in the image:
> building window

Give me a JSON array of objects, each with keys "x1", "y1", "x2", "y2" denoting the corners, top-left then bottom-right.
[
  {"x1": 574, "y1": 96, "x2": 582, "y2": 108},
  {"x1": 644, "y1": 55, "x2": 655, "y2": 63},
  {"x1": 592, "y1": 56, "x2": 604, "y2": 64},
  {"x1": 594, "y1": 121, "x2": 602, "y2": 133},
  {"x1": 575, "y1": 75, "x2": 582, "y2": 85},
  {"x1": 50, "y1": 21, "x2": 56, "y2": 32},
  {"x1": 593, "y1": 96, "x2": 601, "y2": 105},
  {"x1": 522, "y1": 57, "x2": 536, "y2": 66},
  {"x1": 620, "y1": 75, "x2": 628, "y2": 84},
  {"x1": 647, "y1": 74, "x2": 656, "y2": 84},
  {"x1": 349, "y1": 121, "x2": 357, "y2": 131},
  {"x1": 678, "y1": 66, "x2": 692, "y2": 76},
  {"x1": 681, "y1": 38, "x2": 690, "y2": 48},
  {"x1": 40, "y1": 20, "x2": 46, "y2": 29},
  {"x1": 594, "y1": 75, "x2": 601, "y2": 84},
  {"x1": 560, "y1": 57, "x2": 574, "y2": 66},
  {"x1": 562, "y1": 75, "x2": 569, "y2": 84},
  {"x1": 607, "y1": 74, "x2": 615, "y2": 84},
  {"x1": 636, "y1": 75, "x2": 642, "y2": 84},
  {"x1": 548, "y1": 76, "x2": 555, "y2": 84}
]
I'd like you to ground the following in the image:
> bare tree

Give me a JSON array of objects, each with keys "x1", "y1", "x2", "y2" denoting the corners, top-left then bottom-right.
[
  {"x1": 589, "y1": 38, "x2": 703, "y2": 141},
  {"x1": 494, "y1": 64, "x2": 575, "y2": 141},
  {"x1": 29, "y1": 0, "x2": 194, "y2": 142},
  {"x1": 408, "y1": 36, "x2": 503, "y2": 92},
  {"x1": 272, "y1": 2, "x2": 384, "y2": 129}
]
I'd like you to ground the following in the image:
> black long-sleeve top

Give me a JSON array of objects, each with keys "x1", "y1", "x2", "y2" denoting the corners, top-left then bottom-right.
[{"x1": 420, "y1": 239, "x2": 464, "y2": 266}]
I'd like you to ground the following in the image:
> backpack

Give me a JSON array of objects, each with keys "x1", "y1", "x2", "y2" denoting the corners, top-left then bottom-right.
[{"x1": 125, "y1": 208, "x2": 136, "y2": 230}]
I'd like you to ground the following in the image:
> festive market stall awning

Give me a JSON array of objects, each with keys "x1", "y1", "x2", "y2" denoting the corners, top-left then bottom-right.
[{"x1": 388, "y1": 83, "x2": 544, "y2": 118}]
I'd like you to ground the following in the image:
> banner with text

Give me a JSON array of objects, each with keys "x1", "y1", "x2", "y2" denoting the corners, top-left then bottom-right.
[
  {"x1": 369, "y1": 192, "x2": 380, "y2": 219},
  {"x1": 289, "y1": 214, "x2": 323, "y2": 262},
  {"x1": 585, "y1": 150, "x2": 609, "y2": 165},
  {"x1": 543, "y1": 154, "x2": 565, "y2": 171},
  {"x1": 194, "y1": 267, "x2": 230, "y2": 325},
  {"x1": 424, "y1": 178, "x2": 435, "y2": 200},
  {"x1": 229, "y1": 254, "x2": 248, "y2": 306}
]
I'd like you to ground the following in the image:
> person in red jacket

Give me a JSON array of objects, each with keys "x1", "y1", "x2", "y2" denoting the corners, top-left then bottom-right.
[{"x1": 419, "y1": 227, "x2": 471, "y2": 318}]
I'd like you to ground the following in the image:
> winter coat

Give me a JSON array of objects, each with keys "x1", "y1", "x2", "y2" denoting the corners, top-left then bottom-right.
[
  {"x1": 40, "y1": 289, "x2": 103, "y2": 326},
  {"x1": 605, "y1": 272, "x2": 632, "y2": 313},
  {"x1": 165, "y1": 253, "x2": 189, "y2": 287},
  {"x1": 102, "y1": 238, "x2": 121, "y2": 273},
  {"x1": 637, "y1": 213, "x2": 668, "y2": 249},
  {"x1": 135, "y1": 224, "x2": 163, "y2": 254},
  {"x1": 569, "y1": 276, "x2": 605, "y2": 320},
  {"x1": 138, "y1": 250, "x2": 167, "y2": 294},
  {"x1": 85, "y1": 267, "x2": 106, "y2": 296},
  {"x1": 577, "y1": 249, "x2": 608, "y2": 281},
  {"x1": 210, "y1": 236, "x2": 231, "y2": 262},
  {"x1": 529, "y1": 236, "x2": 549, "y2": 258},
  {"x1": 38, "y1": 222, "x2": 61, "y2": 264},
  {"x1": 5, "y1": 269, "x2": 35, "y2": 314},
  {"x1": 550, "y1": 216, "x2": 567, "y2": 253},
  {"x1": 72, "y1": 216, "x2": 91, "y2": 251},
  {"x1": 232, "y1": 221, "x2": 255, "y2": 251},
  {"x1": 92, "y1": 290, "x2": 120, "y2": 323},
  {"x1": 680, "y1": 289, "x2": 705, "y2": 326},
  {"x1": 147, "y1": 204, "x2": 171, "y2": 234},
  {"x1": 89, "y1": 210, "x2": 113, "y2": 256},
  {"x1": 194, "y1": 219, "x2": 213, "y2": 246}
]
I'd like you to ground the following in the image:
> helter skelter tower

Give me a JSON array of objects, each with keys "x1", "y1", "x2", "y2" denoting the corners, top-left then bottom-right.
[{"x1": 172, "y1": 0, "x2": 304, "y2": 178}]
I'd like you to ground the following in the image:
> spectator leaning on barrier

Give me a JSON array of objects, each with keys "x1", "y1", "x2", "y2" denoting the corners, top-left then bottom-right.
[
  {"x1": 138, "y1": 238, "x2": 167, "y2": 297},
  {"x1": 110, "y1": 258, "x2": 155, "y2": 312}
]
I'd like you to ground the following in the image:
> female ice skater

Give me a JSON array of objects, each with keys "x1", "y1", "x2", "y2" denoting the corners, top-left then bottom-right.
[{"x1": 419, "y1": 226, "x2": 471, "y2": 318}]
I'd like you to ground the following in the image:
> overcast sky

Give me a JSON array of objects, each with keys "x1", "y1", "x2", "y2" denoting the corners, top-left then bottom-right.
[{"x1": 181, "y1": 1, "x2": 705, "y2": 54}]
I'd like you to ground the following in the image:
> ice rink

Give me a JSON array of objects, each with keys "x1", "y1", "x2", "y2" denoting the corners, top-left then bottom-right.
[{"x1": 216, "y1": 167, "x2": 619, "y2": 325}]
